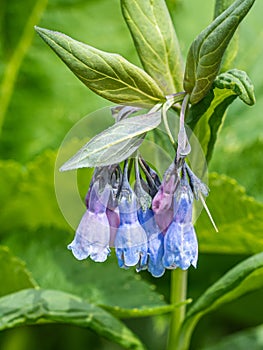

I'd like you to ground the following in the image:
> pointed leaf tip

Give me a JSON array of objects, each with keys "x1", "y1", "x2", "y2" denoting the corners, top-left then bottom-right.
[
  {"x1": 121, "y1": 0, "x2": 183, "y2": 94},
  {"x1": 184, "y1": 0, "x2": 256, "y2": 104},
  {"x1": 35, "y1": 27, "x2": 164, "y2": 107}
]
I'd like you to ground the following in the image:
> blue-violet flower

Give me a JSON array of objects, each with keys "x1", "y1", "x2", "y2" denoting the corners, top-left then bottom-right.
[
  {"x1": 68, "y1": 180, "x2": 111, "y2": 262},
  {"x1": 114, "y1": 164, "x2": 148, "y2": 268},
  {"x1": 163, "y1": 167, "x2": 198, "y2": 270}
]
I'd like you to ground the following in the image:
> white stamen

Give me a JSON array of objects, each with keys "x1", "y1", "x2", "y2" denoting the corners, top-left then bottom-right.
[{"x1": 200, "y1": 194, "x2": 218, "y2": 232}]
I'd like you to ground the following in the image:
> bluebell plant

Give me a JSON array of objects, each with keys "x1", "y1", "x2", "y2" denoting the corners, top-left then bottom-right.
[
  {"x1": 35, "y1": 0, "x2": 257, "y2": 349},
  {"x1": 34, "y1": 0, "x2": 255, "y2": 278},
  {"x1": 67, "y1": 99, "x2": 209, "y2": 277}
]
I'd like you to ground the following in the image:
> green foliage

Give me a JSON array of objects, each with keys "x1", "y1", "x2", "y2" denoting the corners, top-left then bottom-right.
[
  {"x1": 60, "y1": 110, "x2": 162, "y2": 170},
  {"x1": 196, "y1": 173, "x2": 263, "y2": 255},
  {"x1": 203, "y1": 324, "x2": 263, "y2": 350},
  {"x1": 2, "y1": 227, "x2": 170, "y2": 316},
  {"x1": 188, "y1": 69, "x2": 255, "y2": 164},
  {"x1": 0, "y1": 151, "x2": 67, "y2": 233},
  {"x1": 35, "y1": 27, "x2": 164, "y2": 108},
  {"x1": 183, "y1": 0, "x2": 255, "y2": 104},
  {"x1": 178, "y1": 252, "x2": 263, "y2": 349},
  {"x1": 0, "y1": 0, "x2": 48, "y2": 133},
  {"x1": 0, "y1": 0, "x2": 261, "y2": 349},
  {"x1": 0, "y1": 289, "x2": 146, "y2": 350},
  {"x1": 210, "y1": 139, "x2": 263, "y2": 202},
  {"x1": 214, "y1": 69, "x2": 255, "y2": 105},
  {"x1": 213, "y1": 0, "x2": 239, "y2": 71},
  {"x1": 0, "y1": 246, "x2": 37, "y2": 297},
  {"x1": 214, "y1": 0, "x2": 236, "y2": 18},
  {"x1": 121, "y1": 0, "x2": 183, "y2": 94}
]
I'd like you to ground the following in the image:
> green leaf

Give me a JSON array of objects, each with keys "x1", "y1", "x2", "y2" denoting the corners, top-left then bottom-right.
[
  {"x1": 210, "y1": 139, "x2": 263, "y2": 202},
  {"x1": 177, "y1": 252, "x2": 263, "y2": 350},
  {"x1": 203, "y1": 324, "x2": 263, "y2": 350},
  {"x1": 0, "y1": 151, "x2": 68, "y2": 234},
  {"x1": 187, "y1": 69, "x2": 255, "y2": 164},
  {"x1": 214, "y1": 0, "x2": 236, "y2": 18},
  {"x1": 196, "y1": 173, "x2": 263, "y2": 255},
  {"x1": 2, "y1": 228, "x2": 169, "y2": 317},
  {"x1": 103, "y1": 302, "x2": 188, "y2": 319},
  {"x1": 35, "y1": 26, "x2": 164, "y2": 108},
  {"x1": 60, "y1": 110, "x2": 162, "y2": 170},
  {"x1": 0, "y1": 246, "x2": 38, "y2": 297},
  {"x1": 214, "y1": 0, "x2": 239, "y2": 72},
  {"x1": 183, "y1": 0, "x2": 255, "y2": 104},
  {"x1": 121, "y1": 0, "x2": 183, "y2": 94},
  {"x1": 0, "y1": 0, "x2": 48, "y2": 135},
  {"x1": 0, "y1": 289, "x2": 145, "y2": 350},
  {"x1": 214, "y1": 69, "x2": 255, "y2": 105}
]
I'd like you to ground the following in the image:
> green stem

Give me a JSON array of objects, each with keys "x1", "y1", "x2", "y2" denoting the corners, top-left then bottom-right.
[
  {"x1": 167, "y1": 269, "x2": 188, "y2": 350},
  {"x1": 0, "y1": 0, "x2": 48, "y2": 135},
  {"x1": 162, "y1": 104, "x2": 176, "y2": 146}
]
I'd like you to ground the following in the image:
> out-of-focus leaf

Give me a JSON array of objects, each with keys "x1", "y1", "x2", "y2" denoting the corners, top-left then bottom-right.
[
  {"x1": 0, "y1": 151, "x2": 67, "y2": 234},
  {"x1": 0, "y1": 246, "x2": 37, "y2": 297},
  {"x1": 35, "y1": 26, "x2": 164, "y2": 108},
  {"x1": 121, "y1": 0, "x2": 183, "y2": 94},
  {"x1": 188, "y1": 70, "x2": 255, "y2": 164},
  {"x1": 2, "y1": 228, "x2": 169, "y2": 317},
  {"x1": 0, "y1": 289, "x2": 145, "y2": 350},
  {"x1": 60, "y1": 110, "x2": 162, "y2": 170},
  {"x1": 196, "y1": 173, "x2": 263, "y2": 255},
  {"x1": 203, "y1": 324, "x2": 263, "y2": 350},
  {"x1": 183, "y1": 0, "x2": 255, "y2": 104},
  {"x1": 0, "y1": 0, "x2": 48, "y2": 134},
  {"x1": 210, "y1": 139, "x2": 263, "y2": 202},
  {"x1": 103, "y1": 301, "x2": 189, "y2": 319},
  {"x1": 177, "y1": 252, "x2": 263, "y2": 350},
  {"x1": 0, "y1": 1, "x2": 128, "y2": 162}
]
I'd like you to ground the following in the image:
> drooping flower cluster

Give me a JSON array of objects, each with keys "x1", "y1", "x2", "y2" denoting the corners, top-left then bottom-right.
[{"x1": 68, "y1": 154, "x2": 208, "y2": 277}]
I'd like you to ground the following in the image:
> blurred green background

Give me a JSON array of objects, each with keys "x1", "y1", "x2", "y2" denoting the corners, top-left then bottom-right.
[{"x1": 0, "y1": 0, "x2": 262, "y2": 349}]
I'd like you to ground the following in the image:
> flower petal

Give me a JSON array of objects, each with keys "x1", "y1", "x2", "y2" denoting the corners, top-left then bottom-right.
[
  {"x1": 163, "y1": 222, "x2": 198, "y2": 270},
  {"x1": 148, "y1": 233, "x2": 165, "y2": 277},
  {"x1": 68, "y1": 209, "x2": 110, "y2": 262},
  {"x1": 115, "y1": 223, "x2": 148, "y2": 267}
]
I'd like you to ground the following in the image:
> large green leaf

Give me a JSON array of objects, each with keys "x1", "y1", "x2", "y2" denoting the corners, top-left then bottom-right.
[
  {"x1": 203, "y1": 324, "x2": 263, "y2": 350},
  {"x1": 35, "y1": 27, "x2": 164, "y2": 108},
  {"x1": 210, "y1": 139, "x2": 263, "y2": 202},
  {"x1": 121, "y1": 0, "x2": 183, "y2": 94},
  {"x1": 0, "y1": 0, "x2": 48, "y2": 134},
  {"x1": 0, "y1": 288, "x2": 145, "y2": 350},
  {"x1": 0, "y1": 246, "x2": 37, "y2": 297},
  {"x1": 60, "y1": 110, "x2": 162, "y2": 170},
  {"x1": 2, "y1": 227, "x2": 170, "y2": 318},
  {"x1": 183, "y1": 0, "x2": 255, "y2": 104},
  {"x1": 187, "y1": 69, "x2": 255, "y2": 165},
  {"x1": 177, "y1": 252, "x2": 263, "y2": 350},
  {"x1": 214, "y1": 0, "x2": 236, "y2": 18},
  {"x1": 196, "y1": 173, "x2": 263, "y2": 255},
  {"x1": 0, "y1": 151, "x2": 67, "y2": 234},
  {"x1": 213, "y1": 0, "x2": 238, "y2": 72}
]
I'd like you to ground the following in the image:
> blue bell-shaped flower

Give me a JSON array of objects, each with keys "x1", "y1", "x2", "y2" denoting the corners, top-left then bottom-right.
[
  {"x1": 138, "y1": 207, "x2": 165, "y2": 278},
  {"x1": 114, "y1": 163, "x2": 148, "y2": 268},
  {"x1": 163, "y1": 166, "x2": 198, "y2": 270},
  {"x1": 68, "y1": 180, "x2": 111, "y2": 262}
]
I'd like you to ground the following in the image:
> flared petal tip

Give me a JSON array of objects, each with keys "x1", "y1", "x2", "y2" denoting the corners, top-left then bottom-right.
[{"x1": 67, "y1": 243, "x2": 89, "y2": 261}]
